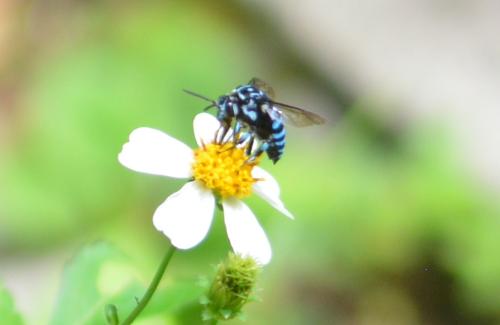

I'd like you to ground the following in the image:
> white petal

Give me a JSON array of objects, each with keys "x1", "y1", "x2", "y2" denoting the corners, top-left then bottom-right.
[
  {"x1": 252, "y1": 167, "x2": 294, "y2": 219},
  {"x1": 223, "y1": 199, "x2": 272, "y2": 265},
  {"x1": 153, "y1": 181, "x2": 215, "y2": 249},
  {"x1": 118, "y1": 127, "x2": 194, "y2": 178},
  {"x1": 193, "y1": 112, "x2": 232, "y2": 146}
]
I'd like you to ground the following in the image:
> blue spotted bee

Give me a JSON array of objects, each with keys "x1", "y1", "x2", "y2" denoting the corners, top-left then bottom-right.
[{"x1": 184, "y1": 78, "x2": 325, "y2": 164}]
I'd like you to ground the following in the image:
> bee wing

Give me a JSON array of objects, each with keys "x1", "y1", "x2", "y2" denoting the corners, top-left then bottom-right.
[
  {"x1": 249, "y1": 77, "x2": 276, "y2": 99},
  {"x1": 272, "y1": 101, "x2": 326, "y2": 127},
  {"x1": 248, "y1": 78, "x2": 325, "y2": 126}
]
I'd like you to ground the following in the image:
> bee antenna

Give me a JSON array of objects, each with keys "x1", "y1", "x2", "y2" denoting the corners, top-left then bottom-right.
[
  {"x1": 183, "y1": 89, "x2": 216, "y2": 105},
  {"x1": 203, "y1": 104, "x2": 216, "y2": 111}
]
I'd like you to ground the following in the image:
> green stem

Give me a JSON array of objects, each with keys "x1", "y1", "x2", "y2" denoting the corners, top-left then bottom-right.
[{"x1": 121, "y1": 243, "x2": 176, "y2": 325}]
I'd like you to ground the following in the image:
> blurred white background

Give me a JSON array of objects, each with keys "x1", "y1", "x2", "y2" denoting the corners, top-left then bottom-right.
[{"x1": 253, "y1": 0, "x2": 500, "y2": 188}]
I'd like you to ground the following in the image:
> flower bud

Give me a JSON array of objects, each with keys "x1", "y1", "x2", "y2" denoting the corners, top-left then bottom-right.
[
  {"x1": 201, "y1": 253, "x2": 261, "y2": 321},
  {"x1": 104, "y1": 304, "x2": 119, "y2": 325}
]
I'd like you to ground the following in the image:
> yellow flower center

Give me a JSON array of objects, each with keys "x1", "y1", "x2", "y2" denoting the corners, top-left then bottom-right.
[{"x1": 192, "y1": 143, "x2": 258, "y2": 199}]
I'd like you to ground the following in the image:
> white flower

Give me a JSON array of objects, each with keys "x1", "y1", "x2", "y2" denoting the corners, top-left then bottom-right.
[{"x1": 118, "y1": 113, "x2": 293, "y2": 265}]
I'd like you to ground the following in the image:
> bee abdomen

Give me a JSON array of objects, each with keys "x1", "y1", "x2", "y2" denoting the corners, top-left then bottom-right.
[{"x1": 267, "y1": 120, "x2": 286, "y2": 163}]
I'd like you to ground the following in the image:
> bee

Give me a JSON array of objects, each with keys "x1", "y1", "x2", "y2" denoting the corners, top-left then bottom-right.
[{"x1": 184, "y1": 78, "x2": 325, "y2": 164}]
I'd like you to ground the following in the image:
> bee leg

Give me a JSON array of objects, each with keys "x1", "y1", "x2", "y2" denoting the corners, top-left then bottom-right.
[
  {"x1": 218, "y1": 131, "x2": 252, "y2": 154},
  {"x1": 214, "y1": 126, "x2": 223, "y2": 143},
  {"x1": 234, "y1": 121, "x2": 242, "y2": 135},
  {"x1": 232, "y1": 121, "x2": 243, "y2": 143},
  {"x1": 236, "y1": 131, "x2": 251, "y2": 145},
  {"x1": 216, "y1": 121, "x2": 231, "y2": 144},
  {"x1": 245, "y1": 135, "x2": 255, "y2": 156},
  {"x1": 214, "y1": 126, "x2": 220, "y2": 143},
  {"x1": 256, "y1": 142, "x2": 269, "y2": 157},
  {"x1": 247, "y1": 141, "x2": 268, "y2": 163}
]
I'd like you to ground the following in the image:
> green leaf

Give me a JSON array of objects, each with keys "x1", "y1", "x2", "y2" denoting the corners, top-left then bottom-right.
[
  {"x1": 50, "y1": 242, "x2": 204, "y2": 324},
  {"x1": 0, "y1": 282, "x2": 24, "y2": 325},
  {"x1": 50, "y1": 242, "x2": 141, "y2": 325}
]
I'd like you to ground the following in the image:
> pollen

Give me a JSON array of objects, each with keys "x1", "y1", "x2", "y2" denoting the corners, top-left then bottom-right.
[{"x1": 192, "y1": 143, "x2": 258, "y2": 199}]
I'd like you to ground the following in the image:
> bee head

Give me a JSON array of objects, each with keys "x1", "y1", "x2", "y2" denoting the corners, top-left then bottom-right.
[{"x1": 216, "y1": 95, "x2": 230, "y2": 108}]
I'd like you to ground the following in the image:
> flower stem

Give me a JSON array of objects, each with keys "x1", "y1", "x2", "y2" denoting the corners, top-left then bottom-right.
[{"x1": 121, "y1": 243, "x2": 176, "y2": 325}]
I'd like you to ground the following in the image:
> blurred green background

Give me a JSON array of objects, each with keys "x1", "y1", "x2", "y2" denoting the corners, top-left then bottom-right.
[{"x1": 1, "y1": 1, "x2": 500, "y2": 324}]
